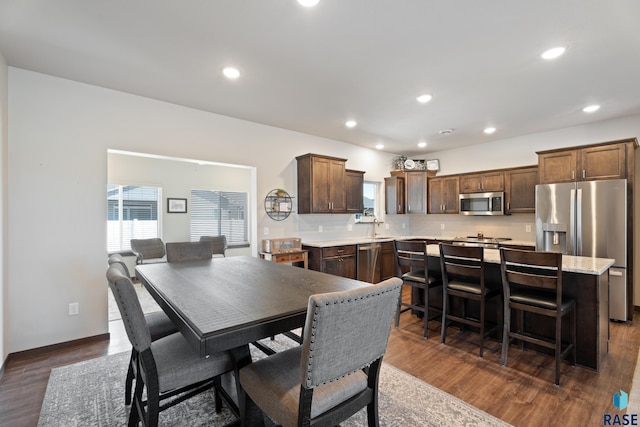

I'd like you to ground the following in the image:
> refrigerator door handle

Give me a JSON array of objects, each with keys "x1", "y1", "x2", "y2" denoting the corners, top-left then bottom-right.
[
  {"x1": 569, "y1": 188, "x2": 576, "y2": 255},
  {"x1": 576, "y1": 188, "x2": 582, "y2": 256}
]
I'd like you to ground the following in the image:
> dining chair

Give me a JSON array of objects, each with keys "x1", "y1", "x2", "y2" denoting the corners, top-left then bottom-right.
[
  {"x1": 499, "y1": 248, "x2": 576, "y2": 386},
  {"x1": 199, "y1": 235, "x2": 227, "y2": 257},
  {"x1": 239, "y1": 277, "x2": 402, "y2": 427},
  {"x1": 165, "y1": 241, "x2": 213, "y2": 262},
  {"x1": 107, "y1": 255, "x2": 178, "y2": 405},
  {"x1": 130, "y1": 238, "x2": 166, "y2": 265},
  {"x1": 106, "y1": 265, "x2": 240, "y2": 426},
  {"x1": 393, "y1": 239, "x2": 442, "y2": 338},
  {"x1": 439, "y1": 243, "x2": 501, "y2": 358}
]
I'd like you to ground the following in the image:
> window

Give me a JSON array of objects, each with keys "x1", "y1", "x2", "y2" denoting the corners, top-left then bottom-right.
[
  {"x1": 107, "y1": 185, "x2": 161, "y2": 252},
  {"x1": 190, "y1": 189, "x2": 248, "y2": 245},
  {"x1": 363, "y1": 181, "x2": 378, "y2": 217}
]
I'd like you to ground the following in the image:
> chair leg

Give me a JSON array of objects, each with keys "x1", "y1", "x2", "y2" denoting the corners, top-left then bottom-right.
[
  {"x1": 423, "y1": 286, "x2": 429, "y2": 338},
  {"x1": 572, "y1": 308, "x2": 577, "y2": 367},
  {"x1": 440, "y1": 290, "x2": 449, "y2": 344},
  {"x1": 518, "y1": 310, "x2": 525, "y2": 351},
  {"x1": 214, "y1": 376, "x2": 222, "y2": 413},
  {"x1": 479, "y1": 297, "x2": 486, "y2": 358},
  {"x1": 125, "y1": 351, "x2": 135, "y2": 405},
  {"x1": 366, "y1": 396, "x2": 380, "y2": 427},
  {"x1": 501, "y1": 302, "x2": 510, "y2": 366},
  {"x1": 555, "y1": 315, "x2": 562, "y2": 386},
  {"x1": 394, "y1": 285, "x2": 402, "y2": 328}
]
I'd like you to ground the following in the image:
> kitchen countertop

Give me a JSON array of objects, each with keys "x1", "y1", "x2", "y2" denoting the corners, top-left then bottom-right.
[{"x1": 302, "y1": 236, "x2": 614, "y2": 275}]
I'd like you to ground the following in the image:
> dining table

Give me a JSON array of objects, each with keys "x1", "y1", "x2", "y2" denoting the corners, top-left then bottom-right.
[{"x1": 135, "y1": 255, "x2": 368, "y2": 425}]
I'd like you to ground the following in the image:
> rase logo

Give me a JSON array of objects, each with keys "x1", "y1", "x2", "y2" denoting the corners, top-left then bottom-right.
[{"x1": 604, "y1": 390, "x2": 638, "y2": 426}]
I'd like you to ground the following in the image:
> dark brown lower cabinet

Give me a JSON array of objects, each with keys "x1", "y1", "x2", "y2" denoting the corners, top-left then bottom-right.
[
  {"x1": 380, "y1": 242, "x2": 396, "y2": 281},
  {"x1": 304, "y1": 245, "x2": 357, "y2": 279}
]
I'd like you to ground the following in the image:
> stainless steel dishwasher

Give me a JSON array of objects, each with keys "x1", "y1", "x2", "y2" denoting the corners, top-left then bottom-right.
[{"x1": 357, "y1": 243, "x2": 381, "y2": 283}]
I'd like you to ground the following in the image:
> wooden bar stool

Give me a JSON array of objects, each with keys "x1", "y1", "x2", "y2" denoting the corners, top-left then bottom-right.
[
  {"x1": 499, "y1": 248, "x2": 576, "y2": 386},
  {"x1": 439, "y1": 243, "x2": 501, "y2": 357},
  {"x1": 394, "y1": 240, "x2": 442, "y2": 338}
]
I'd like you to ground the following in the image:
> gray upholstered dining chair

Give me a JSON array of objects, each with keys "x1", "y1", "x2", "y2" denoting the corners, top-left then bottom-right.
[
  {"x1": 165, "y1": 241, "x2": 213, "y2": 262},
  {"x1": 199, "y1": 235, "x2": 227, "y2": 257},
  {"x1": 107, "y1": 255, "x2": 177, "y2": 405},
  {"x1": 106, "y1": 265, "x2": 240, "y2": 426},
  {"x1": 130, "y1": 238, "x2": 166, "y2": 265},
  {"x1": 239, "y1": 277, "x2": 403, "y2": 427}
]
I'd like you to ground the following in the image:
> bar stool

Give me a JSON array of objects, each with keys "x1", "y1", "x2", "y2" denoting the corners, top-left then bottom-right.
[
  {"x1": 394, "y1": 240, "x2": 442, "y2": 338},
  {"x1": 499, "y1": 248, "x2": 576, "y2": 386},
  {"x1": 439, "y1": 243, "x2": 501, "y2": 358}
]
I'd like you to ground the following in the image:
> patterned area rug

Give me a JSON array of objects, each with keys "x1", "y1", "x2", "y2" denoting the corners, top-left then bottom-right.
[
  {"x1": 38, "y1": 332, "x2": 511, "y2": 427},
  {"x1": 628, "y1": 347, "x2": 640, "y2": 413}
]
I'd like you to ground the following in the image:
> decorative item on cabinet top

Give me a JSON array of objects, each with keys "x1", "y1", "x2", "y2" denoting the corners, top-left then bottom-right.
[
  {"x1": 391, "y1": 156, "x2": 439, "y2": 173},
  {"x1": 264, "y1": 188, "x2": 293, "y2": 221}
]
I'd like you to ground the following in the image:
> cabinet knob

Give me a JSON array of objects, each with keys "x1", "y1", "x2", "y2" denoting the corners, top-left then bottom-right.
[
  {"x1": 582, "y1": 170, "x2": 586, "y2": 179},
  {"x1": 571, "y1": 170, "x2": 575, "y2": 180}
]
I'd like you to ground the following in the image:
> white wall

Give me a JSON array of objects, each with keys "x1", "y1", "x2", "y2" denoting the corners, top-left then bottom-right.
[
  {"x1": 6, "y1": 68, "x2": 398, "y2": 352},
  {"x1": 5, "y1": 66, "x2": 640, "y2": 353},
  {"x1": 0, "y1": 51, "x2": 7, "y2": 365}
]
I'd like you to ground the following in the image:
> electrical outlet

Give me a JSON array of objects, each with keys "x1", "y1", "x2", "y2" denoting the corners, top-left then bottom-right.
[
  {"x1": 318, "y1": 225, "x2": 323, "y2": 232},
  {"x1": 441, "y1": 223, "x2": 445, "y2": 230},
  {"x1": 385, "y1": 223, "x2": 390, "y2": 230},
  {"x1": 402, "y1": 223, "x2": 406, "y2": 229},
  {"x1": 525, "y1": 224, "x2": 532, "y2": 233},
  {"x1": 264, "y1": 227, "x2": 269, "y2": 235},
  {"x1": 347, "y1": 224, "x2": 353, "y2": 231},
  {"x1": 68, "y1": 302, "x2": 79, "y2": 316}
]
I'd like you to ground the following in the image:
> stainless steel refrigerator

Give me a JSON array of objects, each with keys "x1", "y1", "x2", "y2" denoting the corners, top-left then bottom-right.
[{"x1": 535, "y1": 179, "x2": 627, "y2": 321}]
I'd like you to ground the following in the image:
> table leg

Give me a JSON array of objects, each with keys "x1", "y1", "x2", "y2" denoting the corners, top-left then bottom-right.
[{"x1": 229, "y1": 345, "x2": 265, "y2": 427}]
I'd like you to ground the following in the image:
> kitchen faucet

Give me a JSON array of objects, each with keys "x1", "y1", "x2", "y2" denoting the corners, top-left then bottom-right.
[{"x1": 371, "y1": 218, "x2": 380, "y2": 238}]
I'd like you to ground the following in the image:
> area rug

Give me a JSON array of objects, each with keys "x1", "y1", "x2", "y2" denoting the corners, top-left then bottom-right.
[{"x1": 38, "y1": 334, "x2": 511, "y2": 426}]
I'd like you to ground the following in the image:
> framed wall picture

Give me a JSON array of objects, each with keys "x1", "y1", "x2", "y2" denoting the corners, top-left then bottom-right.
[{"x1": 167, "y1": 198, "x2": 187, "y2": 213}]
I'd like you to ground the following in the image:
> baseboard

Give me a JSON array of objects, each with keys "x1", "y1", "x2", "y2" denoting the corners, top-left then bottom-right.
[{"x1": 4, "y1": 333, "x2": 111, "y2": 365}]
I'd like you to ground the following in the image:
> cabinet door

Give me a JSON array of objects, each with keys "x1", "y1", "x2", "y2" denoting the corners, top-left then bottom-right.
[
  {"x1": 385, "y1": 176, "x2": 405, "y2": 214},
  {"x1": 380, "y1": 243, "x2": 396, "y2": 281},
  {"x1": 460, "y1": 174, "x2": 482, "y2": 193},
  {"x1": 481, "y1": 171, "x2": 504, "y2": 192},
  {"x1": 428, "y1": 179, "x2": 444, "y2": 213},
  {"x1": 310, "y1": 157, "x2": 332, "y2": 212},
  {"x1": 323, "y1": 256, "x2": 356, "y2": 279},
  {"x1": 538, "y1": 150, "x2": 577, "y2": 184},
  {"x1": 580, "y1": 144, "x2": 626, "y2": 181},
  {"x1": 406, "y1": 172, "x2": 427, "y2": 214},
  {"x1": 345, "y1": 170, "x2": 364, "y2": 213},
  {"x1": 442, "y1": 176, "x2": 460, "y2": 213},
  {"x1": 505, "y1": 167, "x2": 538, "y2": 213},
  {"x1": 328, "y1": 159, "x2": 346, "y2": 211}
]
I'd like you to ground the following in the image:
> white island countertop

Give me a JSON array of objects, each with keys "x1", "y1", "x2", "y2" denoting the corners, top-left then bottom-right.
[{"x1": 301, "y1": 237, "x2": 614, "y2": 275}]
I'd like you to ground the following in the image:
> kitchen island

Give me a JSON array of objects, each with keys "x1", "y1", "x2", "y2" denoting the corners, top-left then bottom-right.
[{"x1": 303, "y1": 237, "x2": 613, "y2": 371}]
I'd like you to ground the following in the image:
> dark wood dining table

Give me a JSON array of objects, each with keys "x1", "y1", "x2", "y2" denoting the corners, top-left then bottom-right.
[{"x1": 135, "y1": 255, "x2": 368, "y2": 425}]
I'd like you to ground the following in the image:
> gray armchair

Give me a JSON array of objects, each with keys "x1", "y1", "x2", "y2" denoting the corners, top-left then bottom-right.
[
  {"x1": 106, "y1": 265, "x2": 240, "y2": 426},
  {"x1": 130, "y1": 238, "x2": 166, "y2": 265},
  {"x1": 199, "y1": 235, "x2": 227, "y2": 257},
  {"x1": 166, "y1": 241, "x2": 213, "y2": 262},
  {"x1": 239, "y1": 277, "x2": 402, "y2": 427}
]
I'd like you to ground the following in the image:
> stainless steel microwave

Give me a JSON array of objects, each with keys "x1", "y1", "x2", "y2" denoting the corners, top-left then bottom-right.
[{"x1": 459, "y1": 192, "x2": 505, "y2": 215}]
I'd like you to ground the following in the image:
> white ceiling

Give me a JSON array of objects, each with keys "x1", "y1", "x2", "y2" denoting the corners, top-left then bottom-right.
[{"x1": 1, "y1": 1, "x2": 639, "y2": 157}]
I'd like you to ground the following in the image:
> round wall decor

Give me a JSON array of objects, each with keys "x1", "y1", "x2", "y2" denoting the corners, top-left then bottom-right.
[{"x1": 264, "y1": 189, "x2": 293, "y2": 221}]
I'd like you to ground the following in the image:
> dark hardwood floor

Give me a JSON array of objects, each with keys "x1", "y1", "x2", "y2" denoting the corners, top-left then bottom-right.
[{"x1": 0, "y1": 290, "x2": 638, "y2": 426}]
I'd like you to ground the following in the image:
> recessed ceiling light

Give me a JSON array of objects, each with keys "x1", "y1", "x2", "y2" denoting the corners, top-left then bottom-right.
[
  {"x1": 417, "y1": 141, "x2": 427, "y2": 148},
  {"x1": 222, "y1": 67, "x2": 241, "y2": 79},
  {"x1": 484, "y1": 127, "x2": 496, "y2": 134},
  {"x1": 541, "y1": 46, "x2": 567, "y2": 60},
  {"x1": 416, "y1": 94, "x2": 433, "y2": 104},
  {"x1": 345, "y1": 120, "x2": 357, "y2": 128},
  {"x1": 297, "y1": 0, "x2": 320, "y2": 7},
  {"x1": 582, "y1": 104, "x2": 600, "y2": 113},
  {"x1": 439, "y1": 129, "x2": 454, "y2": 135},
  {"x1": 375, "y1": 143, "x2": 384, "y2": 150}
]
